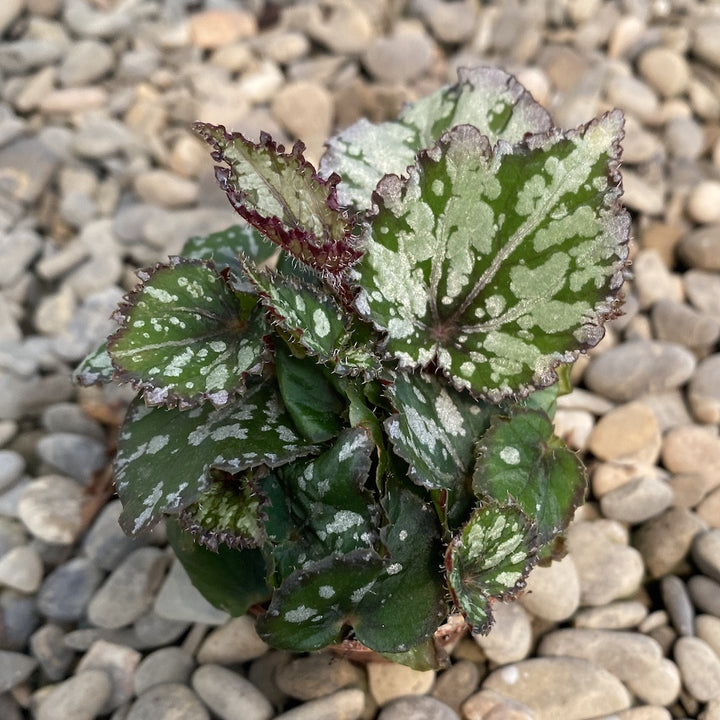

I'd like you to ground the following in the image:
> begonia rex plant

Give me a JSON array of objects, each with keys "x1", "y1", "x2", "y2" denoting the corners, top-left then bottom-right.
[{"x1": 75, "y1": 68, "x2": 629, "y2": 669}]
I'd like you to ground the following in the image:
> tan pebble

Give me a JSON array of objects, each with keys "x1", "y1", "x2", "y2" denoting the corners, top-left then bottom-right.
[
  {"x1": 588, "y1": 402, "x2": 661, "y2": 465},
  {"x1": 462, "y1": 688, "x2": 534, "y2": 720},
  {"x1": 474, "y1": 601, "x2": 532, "y2": 665},
  {"x1": 687, "y1": 181, "x2": 720, "y2": 224},
  {"x1": 366, "y1": 662, "x2": 435, "y2": 706},
  {"x1": 662, "y1": 425, "x2": 720, "y2": 490},
  {"x1": 521, "y1": 554, "x2": 580, "y2": 622},
  {"x1": 637, "y1": 46, "x2": 690, "y2": 97},
  {"x1": 189, "y1": 10, "x2": 256, "y2": 49},
  {"x1": 39, "y1": 86, "x2": 108, "y2": 113}
]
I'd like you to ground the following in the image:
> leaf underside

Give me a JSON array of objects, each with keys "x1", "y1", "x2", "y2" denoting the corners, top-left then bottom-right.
[
  {"x1": 446, "y1": 502, "x2": 537, "y2": 633},
  {"x1": 354, "y1": 114, "x2": 629, "y2": 401},
  {"x1": 193, "y1": 123, "x2": 360, "y2": 275},
  {"x1": 109, "y1": 258, "x2": 267, "y2": 409},
  {"x1": 320, "y1": 66, "x2": 553, "y2": 210},
  {"x1": 114, "y1": 378, "x2": 318, "y2": 535},
  {"x1": 473, "y1": 408, "x2": 586, "y2": 560}
]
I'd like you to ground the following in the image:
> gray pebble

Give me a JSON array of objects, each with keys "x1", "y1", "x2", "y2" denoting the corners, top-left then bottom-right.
[
  {"x1": 573, "y1": 601, "x2": 648, "y2": 630},
  {"x1": 37, "y1": 556, "x2": 104, "y2": 623},
  {"x1": 689, "y1": 575, "x2": 720, "y2": 618},
  {"x1": 35, "y1": 669, "x2": 112, "y2": 720},
  {"x1": 88, "y1": 547, "x2": 169, "y2": 629},
  {"x1": 378, "y1": 695, "x2": 459, "y2": 720},
  {"x1": 0, "y1": 137, "x2": 60, "y2": 204},
  {"x1": 0, "y1": 518, "x2": 27, "y2": 558},
  {"x1": 584, "y1": 340, "x2": 696, "y2": 402},
  {"x1": 675, "y1": 636, "x2": 720, "y2": 702},
  {"x1": 692, "y1": 530, "x2": 720, "y2": 584},
  {"x1": 680, "y1": 225, "x2": 720, "y2": 272},
  {"x1": 29, "y1": 624, "x2": 75, "y2": 682},
  {"x1": 0, "y1": 229, "x2": 42, "y2": 290},
  {"x1": 0, "y1": 450, "x2": 25, "y2": 492},
  {"x1": 133, "y1": 646, "x2": 195, "y2": 696},
  {"x1": 72, "y1": 117, "x2": 135, "y2": 160},
  {"x1": 661, "y1": 575, "x2": 695, "y2": 636},
  {"x1": 127, "y1": 683, "x2": 209, "y2": 720},
  {"x1": 685, "y1": 270, "x2": 720, "y2": 319},
  {"x1": 42, "y1": 403, "x2": 104, "y2": 441},
  {"x1": 197, "y1": 615, "x2": 269, "y2": 665},
  {"x1": 58, "y1": 38, "x2": 115, "y2": 86},
  {"x1": 102, "y1": 610, "x2": 189, "y2": 651},
  {"x1": 36, "y1": 432, "x2": 106, "y2": 485},
  {"x1": 64, "y1": 0, "x2": 135, "y2": 38},
  {"x1": 688, "y1": 354, "x2": 720, "y2": 425},
  {"x1": 274, "y1": 688, "x2": 367, "y2": 720},
  {"x1": 1, "y1": 591, "x2": 40, "y2": 650},
  {"x1": 192, "y1": 664, "x2": 273, "y2": 720},
  {"x1": 0, "y1": 39, "x2": 65, "y2": 74},
  {"x1": 0, "y1": 649, "x2": 38, "y2": 693},
  {"x1": 599, "y1": 474, "x2": 673, "y2": 524},
  {"x1": 651, "y1": 299, "x2": 720, "y2": 351},
  {"x1": 362, "y1": 24, "x2": 435, "y2": 83},
  {"x1": 83, "y1": 500, "x2": 147, "y2": 572}
]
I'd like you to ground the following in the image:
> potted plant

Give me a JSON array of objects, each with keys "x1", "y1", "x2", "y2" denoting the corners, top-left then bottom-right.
[{"x1": 75, "y1": 67, "x2": 629, "y2": 669}]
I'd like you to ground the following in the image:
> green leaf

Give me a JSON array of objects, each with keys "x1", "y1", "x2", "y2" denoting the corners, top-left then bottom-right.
[
  {"x1": 274, "y1": 341, "x2": 346, "y2": 443},
  {"x1": 115, "y1": 378, "x2": 318, "y2": 535},
  {"x1": 178, "y1": 469, "x2": 267, "y2": 551},
  {"x1": 353, "y1": 475, "x2": 447, "y2": 653},
  {"x1": 473, "y1": 409, "x2": 586, "y2": 559},
  {"x1": 383, "y1": 371, "x2": 493, "y2": 490},
  {"x1": 321, "y1": 67, "x2": 553, "y2": 209},
  {"x1": 166, "y1": 518, "x2": 270, "y2": 616},
  {"x1": 193, "y1": 124, "x2": 361, "y2": 275},
  {"x1": 446, "y1": 503, "x2": 537, "y2": 633},
  {"x1": 181, "y1": 223, "x2": 276, "y2": 291},
  {"x1": 354, "y1": 114, "x2": 629, "y2": 400},
  {"x1": 109, "y1": 258, "x2": 268, "y2": 409},
  {"x1": 257, "y1": 549, "x2": 384, "y2": 652},
  {"x1": 243, "y1": 260, "x2": 350, "y2": 361},
  {"x1": 73, "y1": 341, "x2": 114, "y2": 386}
]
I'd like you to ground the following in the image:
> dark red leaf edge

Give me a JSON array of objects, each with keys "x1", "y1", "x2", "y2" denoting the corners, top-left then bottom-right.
[
  {"x1": 357, "y1": 110, "x2": 632, "y2": 403},
  {"x1": 193, "y1": 123, "x2": 364, "y2": 279},
  {"x1": 108, "y1": 256, "x2": 270, "y2": 411}
]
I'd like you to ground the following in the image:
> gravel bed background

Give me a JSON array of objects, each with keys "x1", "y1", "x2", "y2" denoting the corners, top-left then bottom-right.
[{"x1": 1, "y1": 0, "x2": 720, "y2": 718}]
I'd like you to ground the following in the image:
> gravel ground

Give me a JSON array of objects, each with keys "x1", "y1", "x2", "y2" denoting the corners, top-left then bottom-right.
[{"x1": 1, "y1": 0, "x2": 720, "y2": 718}]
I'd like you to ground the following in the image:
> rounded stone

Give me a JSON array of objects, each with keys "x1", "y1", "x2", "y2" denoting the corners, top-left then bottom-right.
[
  {"x1": 191, "y1": 664, "x2": 273, "y2": 720},
  {"x1": 196, "y1": 615, "x2": 268, "y2": 665},
  {"x1": 475, "y1": 601, "x2": 532, "y2": 664},
  {"x1": 272, "y1": 688, "x2": 366, "y2": 720},
  {"x1": 432, "y1": 660, "x2": 480, "y2": 713},
  {"x1": 36, "y1": 670, "x2": 112, "y2": 720},
  {"x1": 521, "y1": 554, "x2": 580, "y2": 622},
  {"x1": 378, "y1": 695, "x2": 459, "y2": 720},
  {"x1": 692, "y1": 530, "x2": 720, "y2": 584},
  {"x1": 0, "y1": 450, "x2": 25, "y2": 492},
  {"x1": 127, "y1": 683, "x2": 209, "y2": 720},
  {"x1": 573, "y1": 601, "x2": 648, "y2": 630},
  {"x1": 584, "y1": 341, "x2": 696, "y2": 403},
  {"x1": 693, "y1": 22, "x2": 720, "y2": 69},
  {"x1": 58, "y1": 39, "x2": 114, "y2": 87},
  {"x1": 133, "y1": 647, "x2": 195, "y2": 696},
  {"x1": 637, "y1": 46, "x2": 690, "y2": 97},
  {"x1": 275, "y1": 653, "x2": 360, "y2": 701},
  {"x1": 362, "y1": 24, "x2": 435, "y2": 84},
  {"x1": 605, "y1": 73, "x2": 660, "y2": 125},
  {"x1": 367, "y1": 661, "x2": 436, "y2": 706},
  {"x1": 483, "y1": 657, "x2": 632, "y2": 718},
  {"x1": 567, "y1": 521, "x2": 644, "y2": 606},
  {"x1": 462, "y1": 688, "x2": 534, "y2": 720},
  {"x1": 697, "y1": 614, "x2": 720, "y2": 660},
  {"x1": 0, "y1": 544, "x2": 44, "y2": 593},
  {"x1": 599, "y1": 474, "x2": 673, "y2": 524},
  {"x1": 689, "y1": 575, "x2": 720, "y2": 617},
  {"x1": 36, "y1": 432, "x2": 106, "y2": 485},
  {"x1": 133, "y1": 170, "x2": 199, "y2": 208},
  {"x1": 37, "y1": 556, "x2": 104, "y2": 622},
  {"x1": 662, "y1": 425, "x2": 720, "y2": 485},
  {"x1": 87, "y1": 547, "x2": 169, "y2": 629},
  {"x1": 651, "y1": 300, "x2": 720, "y2": 350},
  {"x1": 588, "y1": 402, "x2": 661, "y2": 465},
  {"x1": 675, "y1": 636, "x2": 720, "y2": 702},
  {"x1": 0, "y1": 650, "x2": 38, "y2": 693},
  {"x1": 680, "y1": 226, "x2": 720, "y2": 272},
  {"x1": 17, "y1": 475, "x2": 85, "y2": 545},
  {"x1": 688, "y1": 354, "x2": 720, "y2": 424},
  {"x1": 687, "y1": 181, "x2": 720, "y2": 225},
  {"x1": 661, "y1": 575, "x2": 695, "y2": 636},
  {"x1": 698, "y1": 487, "x2": 720, "y2": 529},
  {"x1": 29, "y1": 624, "x2": 74, "y2": 682},
  {"x1": 633, "y1": 507, "x2": 706, "y2": 579}
]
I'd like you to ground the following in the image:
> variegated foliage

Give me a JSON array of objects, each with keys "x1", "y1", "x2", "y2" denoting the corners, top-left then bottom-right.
[{"x1": 74, "y1": 67, "x2": 629, "y2": 667}]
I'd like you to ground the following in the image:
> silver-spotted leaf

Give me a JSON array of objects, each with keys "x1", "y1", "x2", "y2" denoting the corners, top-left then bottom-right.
[
  {"x1": 242, "y1": 260, "x2": 349, "y2": 361},
  {"x1": 115, "y1": 378, "x2": 318, "y2": 535},
  {"x1": 320, "y1": 67, "x2": 553, "y2": 209},
  {"x1": 181, "y1": 223, "x2": 276, "y2": 290},
  {"x1": 473, "y1": 409, "x2": 586, "y2": 559},
  {"x1": 257, "y1": 549, "x2": 384, "y2": 652},
  {"x1": 178, "y1": 470, "x2": 267, "y2": 551},
  {"x1": 73, "y1": 341, "x2": 114, "y2": 386},
  {"x1": 354, "y1": 114, "x2": 629, "y2": 400},
  {"x1": 193, "y1": 123, "x2": 361, "y2": 274},
  {"x1": 109, "y1": 257, "x2": 267, "y2": 409},
  {"x1": 384, "y1": 371, "x2": 493, "y2": 490},
  {"x1": 446, "y1": 503, "x2": 537, "y2": 633}
]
